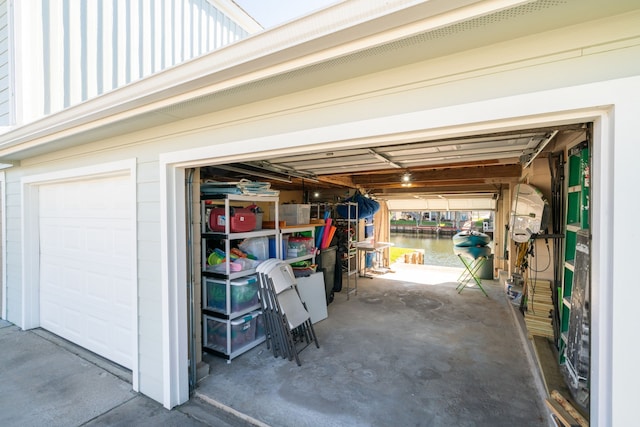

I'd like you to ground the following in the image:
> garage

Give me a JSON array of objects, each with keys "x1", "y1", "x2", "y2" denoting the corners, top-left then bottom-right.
[
  {"x1": 37, "y1": 173, "x2": 136, "y2": 370},
  {"x1": 2, "y1": 0, "x2": 637, "y2": 422},
  {"x1": 175, "y1": 120, "x2": 590, "y2": 425}
]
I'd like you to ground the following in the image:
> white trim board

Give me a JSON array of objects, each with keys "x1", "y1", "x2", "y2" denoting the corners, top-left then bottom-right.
[
  {"x1": 20, "y1": 158, "x2": 139, "y2": 392},
  {"x1": 0, "y1": 171, "x2": 6, "y2": 320},
  {"x1": 158, "y1": 76, "x2": 640, "y2": 424}
]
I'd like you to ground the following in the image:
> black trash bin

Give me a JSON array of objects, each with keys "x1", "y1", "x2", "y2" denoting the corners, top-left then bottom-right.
[{"x1": 317, "y1": 246, "x2": 337, "y2": 304}]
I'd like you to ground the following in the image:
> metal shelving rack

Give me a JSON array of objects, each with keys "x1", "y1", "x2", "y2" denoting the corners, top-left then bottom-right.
[
  {"x1": 200, "y1": 194, "x2": 279, "y2": 361},
  {"x1": 336, "y1": 201, "x2": 358, "y2": 299}
]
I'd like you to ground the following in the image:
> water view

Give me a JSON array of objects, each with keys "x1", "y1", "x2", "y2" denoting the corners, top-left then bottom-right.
[{"x1": 389, "y1": 233, "x2": 461, "y2": 268}]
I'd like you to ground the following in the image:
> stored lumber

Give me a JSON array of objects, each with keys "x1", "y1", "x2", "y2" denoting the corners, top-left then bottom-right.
[
  {"x1": 545, "y1": 399, "x2": 580, "y2": 427},
  {"x1": 551, "y1": 390, "x2": 589, "y2": 427}
]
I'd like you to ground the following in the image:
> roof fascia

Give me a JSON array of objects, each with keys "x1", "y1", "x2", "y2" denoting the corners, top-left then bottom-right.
[
  {"x1": 0, "y1": 0, "x2": 531, "y2": 158},
  {"x1": 211, "y1": 0, "x2": 264, "y2": 33}
]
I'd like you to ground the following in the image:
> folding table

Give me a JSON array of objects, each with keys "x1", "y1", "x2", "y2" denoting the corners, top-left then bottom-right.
[{"x1": 355, "y1": 241, "x2": 393, "y2": 278}]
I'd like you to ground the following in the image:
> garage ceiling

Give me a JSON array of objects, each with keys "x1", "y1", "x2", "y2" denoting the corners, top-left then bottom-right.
[{"x1": 202, "y1": 124, "x2": 585, "y2": 207}]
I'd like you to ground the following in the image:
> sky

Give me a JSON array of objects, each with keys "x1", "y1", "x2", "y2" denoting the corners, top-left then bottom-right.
[{"x1": 234, "y1": 0, "x2": 340, "y2": 28}]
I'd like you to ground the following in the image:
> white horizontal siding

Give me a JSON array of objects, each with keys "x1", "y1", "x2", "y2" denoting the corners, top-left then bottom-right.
[
  {"x1": 14, "y1": 0, "x2": 251, "y2": 125},
  {"x1": 4, "y1": 171, "x2": 23, "y2": 323},
  {"x1": 0, "y1": 0, "x2": 9, "y2": 126}
]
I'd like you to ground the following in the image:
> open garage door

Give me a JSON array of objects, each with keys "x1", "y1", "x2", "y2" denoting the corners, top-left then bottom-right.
[
  {"x1": 385, "y1": 196, "x2": 497, "y2": 211},
  {"x1": 38, "y1": 174, "x2": 135, "y2": 369}
]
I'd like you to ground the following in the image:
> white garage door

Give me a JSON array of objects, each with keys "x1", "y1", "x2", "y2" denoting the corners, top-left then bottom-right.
[{"x1": 39, "y1": 174, "x2": 135, "y2": 369}]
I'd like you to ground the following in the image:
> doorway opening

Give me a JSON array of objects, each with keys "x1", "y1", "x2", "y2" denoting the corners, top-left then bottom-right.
[{"x1": 171, "y1": 118, "x2": 600, "y2": 424}]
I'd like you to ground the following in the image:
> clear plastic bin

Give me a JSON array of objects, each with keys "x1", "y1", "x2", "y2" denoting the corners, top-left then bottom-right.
[
  {"x1": 204, "y1": 313, "x2": 258, "y2": 353},
  {"x1": 270, "y1": 204, "x2": 311, "y2": 225}
]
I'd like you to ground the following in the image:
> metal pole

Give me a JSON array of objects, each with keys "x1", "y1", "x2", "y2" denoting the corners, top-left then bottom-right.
[{"x1": 186, "y1": 169, "x2": 197, "y2": 393}]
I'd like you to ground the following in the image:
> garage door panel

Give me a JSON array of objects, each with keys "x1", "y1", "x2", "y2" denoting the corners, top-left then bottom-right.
[
  {"x1": 85, "y1": 272, "x2": 110, "y2": 303},
  {"x1": 40, "y1": 299, "x2": 61, "y2": 329},
  {"x1": 61, "y1": 307, "x2": 83, "y2": 335},
  {"x1": 85, "y1": 316, "x2": 111, "y2": 348},
  {"x1": 39, "y1": 175, "x2": 134, "y2": 370}
]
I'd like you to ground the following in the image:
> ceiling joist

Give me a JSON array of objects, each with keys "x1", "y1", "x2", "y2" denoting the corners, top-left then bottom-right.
[{"x1": 352, "y1": 164, "x2": 522, "y2": 186}]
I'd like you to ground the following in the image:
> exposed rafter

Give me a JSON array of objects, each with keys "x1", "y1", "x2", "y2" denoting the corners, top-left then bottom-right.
[{"x1": 352, "y1": 164, "x2": 522, "y2": 186}]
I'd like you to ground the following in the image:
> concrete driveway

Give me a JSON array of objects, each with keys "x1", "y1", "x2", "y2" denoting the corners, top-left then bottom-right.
[{"x1": 0, "y1": 320, "x2": 251, "y2": 427}]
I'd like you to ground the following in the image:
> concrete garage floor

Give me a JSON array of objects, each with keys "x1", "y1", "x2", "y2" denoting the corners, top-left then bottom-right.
[{"x1": 197, "y1": 264, "x2": 549, "y2": 427}]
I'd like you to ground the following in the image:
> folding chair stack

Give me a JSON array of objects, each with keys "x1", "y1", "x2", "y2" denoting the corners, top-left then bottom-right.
[{"x1": 256, "y1": 259, "x2": 319, "y2": 365}]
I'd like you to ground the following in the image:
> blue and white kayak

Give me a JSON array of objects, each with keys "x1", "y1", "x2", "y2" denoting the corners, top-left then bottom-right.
[
  {"x1": 452, "y1": 230, "x2": 491, "y2": 247},
  {"x1": 453, "y1": 245, "x2": 492, "y2": 260}
]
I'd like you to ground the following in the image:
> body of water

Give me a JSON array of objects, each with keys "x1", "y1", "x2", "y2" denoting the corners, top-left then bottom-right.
[{"x1": 389, "y1": 233, "x2": 461, "y2": 267}]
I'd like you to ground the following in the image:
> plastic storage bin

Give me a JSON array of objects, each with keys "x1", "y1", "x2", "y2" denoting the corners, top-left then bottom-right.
[
  {"x1": 238, "y1": 237, "x2": 269, "y2": 260},
  {"x1": 287, "y1": 236, "x2": 315, "y2": 258},
  {"x1": 254, "y1": 311, "x2": 265, "y2": 340},
  {"x1": 209, "y1": 207, "x2": 256, "y2": 232},
  {"x1": 269, "y1": 236, "x2": 288, "y2": 258},
  {"x1": 204, "y1": 312, "x2": 258, "y2": 353},
  {"x1": 270, "y1": 204, "x2": 311, "y2": 225},
  {"x1": 204, "y1": 275, "x2": 259, "y2": 314}
]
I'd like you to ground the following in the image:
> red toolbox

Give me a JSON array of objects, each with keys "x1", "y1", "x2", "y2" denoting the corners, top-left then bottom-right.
[{"x1": 209, "y1": 207, "x2": 256, "y2": 232}]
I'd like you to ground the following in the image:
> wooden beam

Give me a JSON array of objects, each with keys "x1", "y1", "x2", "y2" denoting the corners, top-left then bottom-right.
[
  {"x1": 550, "y1": 390, "x2": 589, "y2": 427},
  {"x1": 545, "y1": 399, "x2": 580, "y2": 427},
  {"x1": 407, "y1": 159, "x2": 518, "y2": 171},
  {"x1": 352, "y1": 164, "x2": 522, "y2": 185},
  {"x1": 316, "y1": 175, "x2": 358, "y2": 188},
  {"x1": 378, "y1": 179, "x2": 489, "y2": 189},
  {"x1": 371, "y1": 183, "x2": 500, "y2": 195},
  {"x1": 328, "y1": 159, "x2": 511, "y2": 176}
]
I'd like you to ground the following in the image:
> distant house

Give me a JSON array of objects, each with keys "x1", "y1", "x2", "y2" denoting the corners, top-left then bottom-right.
[{"x1": 0, "y1": 2, "x2": 637, "y2": 425}]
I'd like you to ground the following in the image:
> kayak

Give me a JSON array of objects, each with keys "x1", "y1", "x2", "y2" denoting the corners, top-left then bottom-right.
[
  {"x1": 452, "y1": 230, "x2": 491, "y2": 247},
  {"x1": 453, "y1": 245, "x2": 492, "y2": 260}
]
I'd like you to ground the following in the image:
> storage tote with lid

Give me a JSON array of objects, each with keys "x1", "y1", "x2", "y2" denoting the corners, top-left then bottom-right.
[
  {"x1": 204, "y1": 312, "x2": 259, "y2": 353},
  {"x1": 203, "y1": 275, "x2": 259, "y2": 314}
]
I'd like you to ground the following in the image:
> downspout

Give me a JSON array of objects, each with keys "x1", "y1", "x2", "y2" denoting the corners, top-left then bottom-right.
[{"x1": 186, "y1": 168, "x2": 196, "y2": 393}]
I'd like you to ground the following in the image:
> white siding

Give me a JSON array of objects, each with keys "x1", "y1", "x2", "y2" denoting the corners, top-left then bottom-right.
[
  {"x1": 0, "y1": 0, "x2": 10, "y2": 126},
  {"x1": 10, "y1": 0, "x2": 251, "y2": 126}
]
